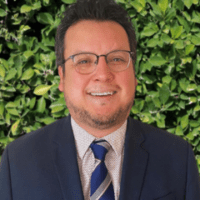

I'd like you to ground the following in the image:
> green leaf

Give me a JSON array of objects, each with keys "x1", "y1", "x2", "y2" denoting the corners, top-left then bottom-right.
[
  {"x1": 7, "y1": 108, "x2": 19, "y2": 116},
  {"x1": 32, "y1": 2, "x2": 41, "y2": 10},
  {"x1": 40, "y1": 117, "x2": 56, "y2": 125},
  {"x1": 189, "y1": 97, "x2": 197, "y2": 104},
  {"x1": 192, "y1": 11, "x2": 200, "y2": 24},
  {"x1": 7, "y1": 42, "x2": 18, "y2": 50},
  {"x1": 184, "y1": 0, "x2": 193, "y2": 9},
  {"x1": 20, "y1": 5, "x2": 32, "y2": 13},
  {"x1": 61, "y1": 0, "x2": 76, "y2": 3},
  {"x1": 0, "y1": 64, "x2": 5, "y2": 78},
  {"x1": 133, "y1": 99, "x2": 145, "y2": 111},
  {"x1": 21, "y1": 109, "x2": 30, "y2": 118},
  {"x1": 5, "y1": 102, "x2": 17, "y2": 108},
  {"x1": 36, "y1": 97, "x2": 46, "y2": 113},
  {"x1": 141, "y1": 23, "x2": 159, "y2": 37},
  {"x1": 149, "y1": 2, "x2": 162, "y2": 16},
  {"x1": 40, "y1": 54, "x2": 51, "y2": 65},
  {"x1": 191, "y1": 35, "x2": 200, "y2": 46},
  {"x1": 34, "y1": 85, "x2": 53, "y2": 96},
  {"x1": 43, "y1": 0, "x2": 50, "y2": 5},
  {"x1": 19, "y1": 25, "x2": 31, "y2": 32},
  {"x1": 29, "y1": 97, "x2": 36, "y2": 109},
  {"x1": 0, "y1": 101, "x2": 4, "y2": 116},
  {"x1": 5, "y1": 69, "x2": 17, "y2": 81},
  {"x1": 5, "y1": 112, "x2": 11, "y2": 125},
  {"x1": 11, "y1": 120, "x2": 20, "y2": 135},
  {"x1": 162, "y1": 75, "x2": 172, "y2": 84},
  {"x1": 183, "y1": 11, "x2": 191, "y2": 21},
  {"x1": 0, "y1": 8, "x2": 7, "y2": 17},
  {"x1": 171, "y1": 26, "x2": 183, "y2": 39},
  {"x1": 142, "y1": 74, "x2": 155, "y2": 84},
  {"x1": 21, "y1": 68, "x2": 35, "y2": 80},
  {"x1": 158, "y1": 0, "x2": 168, "y2": 14},
  {"x1": 37, "y1": 13, "x2": 54, "y2": 24},
  {"x1": 193, "y1": 0, "x2": 198, "y2": 4},
  {"x1": 176, "y1": 126, "x2": 183, "y2": 136},
  {"x1": 177, "y1": 15, "x2": 190, "y2": 33},
  {"x1": 186, "y1": 132, "x2": 194, "y2": 140},
  {"x1": 1, "y1": 86, "x2": 16, "y2": 92},
  {"x1": 173, "y1": 0, "x2": 184, "y2": 11},
  {"x1": 186, "y1": 84, "x2": 197, "y2": 92},
  {"x1": 165, "y1": 8, "x2": 176, "y2": 22},
  {"x1": 50, "y1": 98, "x2": 66, "y2": 108},
  {"x1": 194, "y1": 105, "x2": 200, "y2": 112},
  {"x1": 18, "y1": 84, "x2": 30, "y2": 94},
  {"x1": 139, "y1": 0, "x2": 146, "y2": 7},
  {"x1": 156, "y1": 113, "x2": 166, "y2": 128},
  {"x1": 190, "y1": 120, "x2": 200, "y2": 127},
  {"x1": 181, "y1": 115, "x2": 189, "y2": 129},
  {"x1": 152, "y1": 97, "x2": 161, "y2": 108},
  {"x1": 23, "y1": 51, "x2": 34, "y2": 59},
  {"x1": 185, "y1": 44, "x2": 195, "y2": 55},
  {"x1": 174, "y1": 40, "x2": 184, "y2": 49},
  {"x1": 192, "y1": 128, "x2": 199, "y2": 136},
  {"x1": 131, "y1": 1, "x2": 144, "y2": 12},
  {"x1": 171, "y1": 79, "x2": 177, "y2": 91},
  {"x1": 51, "y1": 106, "x2": 65, "y2": 113},
  {"x1": 159, "y1": 84, "x2": 170, "y2": 104},
  {"x1": 149, "y1": 56, "x2": 167, "y2": 66},
  {"x1": 181, "y1": 57, "x2": 192, "y2": 64},
  {"x1": 34, "y1": 63, "x2": 45, "y2": 70},
  {"x1": 131, "y1": 106, "x2": 139, "y2": 114},
  {"x1": 161, "y1": 33, "x2": 171, "y2": 44},
  {"x1": 147, "y1": 38, "x2": 159, "y2": 47}
]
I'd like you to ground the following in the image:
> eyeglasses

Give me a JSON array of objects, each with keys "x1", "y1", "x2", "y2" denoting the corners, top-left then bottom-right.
[{"x1": 62, "y1": 50, "x2": 134, "y2": 74}]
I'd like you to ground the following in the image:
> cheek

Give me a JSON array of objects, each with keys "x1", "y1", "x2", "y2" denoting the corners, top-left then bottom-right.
[
  {"x1": 64, "y1": 73, "x2": 88, "y2": 98},
  {"x1": 119, "y1": 72, "x2": 135, "y2": 91}
]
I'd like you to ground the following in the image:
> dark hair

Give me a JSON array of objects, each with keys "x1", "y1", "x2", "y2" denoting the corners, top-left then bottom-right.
[{"x1": 55, "y1": 0, "x2": 137, "y2": 72}]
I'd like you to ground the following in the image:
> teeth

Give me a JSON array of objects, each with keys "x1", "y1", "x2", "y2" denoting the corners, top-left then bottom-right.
[{"x1": 90, "y1": 92, "x2": 115, "y2": 96}]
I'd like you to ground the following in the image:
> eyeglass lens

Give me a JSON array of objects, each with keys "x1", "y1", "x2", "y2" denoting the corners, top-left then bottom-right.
[{"x1": 72, "y1": 51, "x2": 131, "y2": 74}]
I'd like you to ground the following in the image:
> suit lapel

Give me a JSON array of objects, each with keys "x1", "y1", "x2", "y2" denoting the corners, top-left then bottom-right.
[
  {"x1": 119, "y1": 116, "x2": 149, "y2": 200},
  {"x1": 50, "y1": 114, "x2": 84, "y2": 200},
  {"x1": 49, "y1": 114, "x2": 148, "y2": 200}
]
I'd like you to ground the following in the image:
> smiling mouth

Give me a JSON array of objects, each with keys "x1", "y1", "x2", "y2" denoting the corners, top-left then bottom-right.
[{"x1": 88, "y1": 91, "x2": 117, "y2": 97}]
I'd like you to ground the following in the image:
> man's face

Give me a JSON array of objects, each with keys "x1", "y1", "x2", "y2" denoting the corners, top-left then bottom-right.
[{"x1": 58, "y1": 20, "x2": 138, "y2": 137}]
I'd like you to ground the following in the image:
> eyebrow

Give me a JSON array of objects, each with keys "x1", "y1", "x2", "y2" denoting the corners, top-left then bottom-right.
[{"x1": 71, "y1": 49, "x2": 130, "y2": 55}]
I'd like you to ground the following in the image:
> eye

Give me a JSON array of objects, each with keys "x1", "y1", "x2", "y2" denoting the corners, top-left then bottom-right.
[
  {"x1": 109, "y1": 57, "x2": 125, "y2": 63},
  {"x1": 78, "y1": 60, "x2": 90, "y2": 64},
  {"x1": 75, "y1": 58, "x2": 93, "y2": 66},
  {"x1": 74, "y1": 54, "x2": 95, "y2": 66},
  {"x1": 113, "y1": 58, "x2": 123, "y2": 62}
]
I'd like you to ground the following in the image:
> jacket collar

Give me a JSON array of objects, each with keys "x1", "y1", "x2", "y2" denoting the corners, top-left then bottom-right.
[
  {"x1": 51, "y1": 114, "x2": 84, "y2": 200},
  {"x1": 51, "y1": 114, "x2": 148, "y2": 200},
  {"x1": 119, "y1": 116, "x2": 148, "y2": 200}
]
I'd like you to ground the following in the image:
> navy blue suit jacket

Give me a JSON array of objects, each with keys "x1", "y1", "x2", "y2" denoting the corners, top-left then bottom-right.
[{"x1": 0, "y1": 114, "x2": 200, "y2": 200}]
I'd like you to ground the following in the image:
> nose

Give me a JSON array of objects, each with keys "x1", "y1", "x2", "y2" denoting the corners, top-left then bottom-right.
[{"x1": 93, "y1": 56, "x2": 114, "y2": 81}]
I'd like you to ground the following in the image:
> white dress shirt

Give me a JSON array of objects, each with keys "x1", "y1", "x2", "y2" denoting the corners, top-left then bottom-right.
[{"x1": 71, "y1": 117, "x2": 127, "y2": 200}]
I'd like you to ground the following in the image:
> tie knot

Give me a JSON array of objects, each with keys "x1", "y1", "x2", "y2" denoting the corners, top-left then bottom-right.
[{"x1": 90, "y1": 140, "x2": 111, "y2": 161}]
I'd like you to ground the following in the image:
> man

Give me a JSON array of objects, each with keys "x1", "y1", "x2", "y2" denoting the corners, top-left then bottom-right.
[{"x1": 0, "y1": 0, "x2": 200, "y2": 199}]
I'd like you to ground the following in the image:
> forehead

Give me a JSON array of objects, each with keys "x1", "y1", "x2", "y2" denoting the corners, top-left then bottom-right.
[{"x1": 64, "y1": 20, "x2": 130, "y2": 55}]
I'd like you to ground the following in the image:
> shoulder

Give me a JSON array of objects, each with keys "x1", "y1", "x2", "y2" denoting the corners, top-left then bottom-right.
[
  {"x1": 128, "y1": 117, "x2": 189, "y2": 154},
  {"x1": 4, "y1": 116, "x2": 69, "y2": 156}
]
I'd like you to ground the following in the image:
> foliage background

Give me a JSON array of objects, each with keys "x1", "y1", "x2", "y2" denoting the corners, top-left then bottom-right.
[{"x1": 0, "y1": 0, "x2": 200, "y2": 173}]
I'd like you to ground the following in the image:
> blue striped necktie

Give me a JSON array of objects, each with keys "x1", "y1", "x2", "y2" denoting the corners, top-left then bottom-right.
[{"x1": 90, "y1": 140, "x2": 115, "y2": 200}]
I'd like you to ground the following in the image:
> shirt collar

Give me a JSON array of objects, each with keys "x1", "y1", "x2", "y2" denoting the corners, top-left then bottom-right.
[{"x1": 71, "y1": 116, "x2": 127, "y2": 160}]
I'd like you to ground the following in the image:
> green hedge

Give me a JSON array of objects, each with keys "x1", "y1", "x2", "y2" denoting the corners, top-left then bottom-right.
[{"x1": 0, "y1": 0, "x2": 200, "y2": 173}]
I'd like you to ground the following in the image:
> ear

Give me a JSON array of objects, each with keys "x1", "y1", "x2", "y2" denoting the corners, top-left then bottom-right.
[{"x1": 58, "y1": 66, "x2": 64, "y2": 92}]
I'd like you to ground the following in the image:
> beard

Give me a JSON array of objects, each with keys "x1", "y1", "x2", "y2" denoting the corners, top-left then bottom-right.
[{"x1": 64, "y1": 93, "x2": 135, "y2": 131}]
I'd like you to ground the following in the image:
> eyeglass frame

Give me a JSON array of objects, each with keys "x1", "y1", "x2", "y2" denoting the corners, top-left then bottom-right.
[{"x1": 62, "y1": 50, "x2": 134, "y2": 74}]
